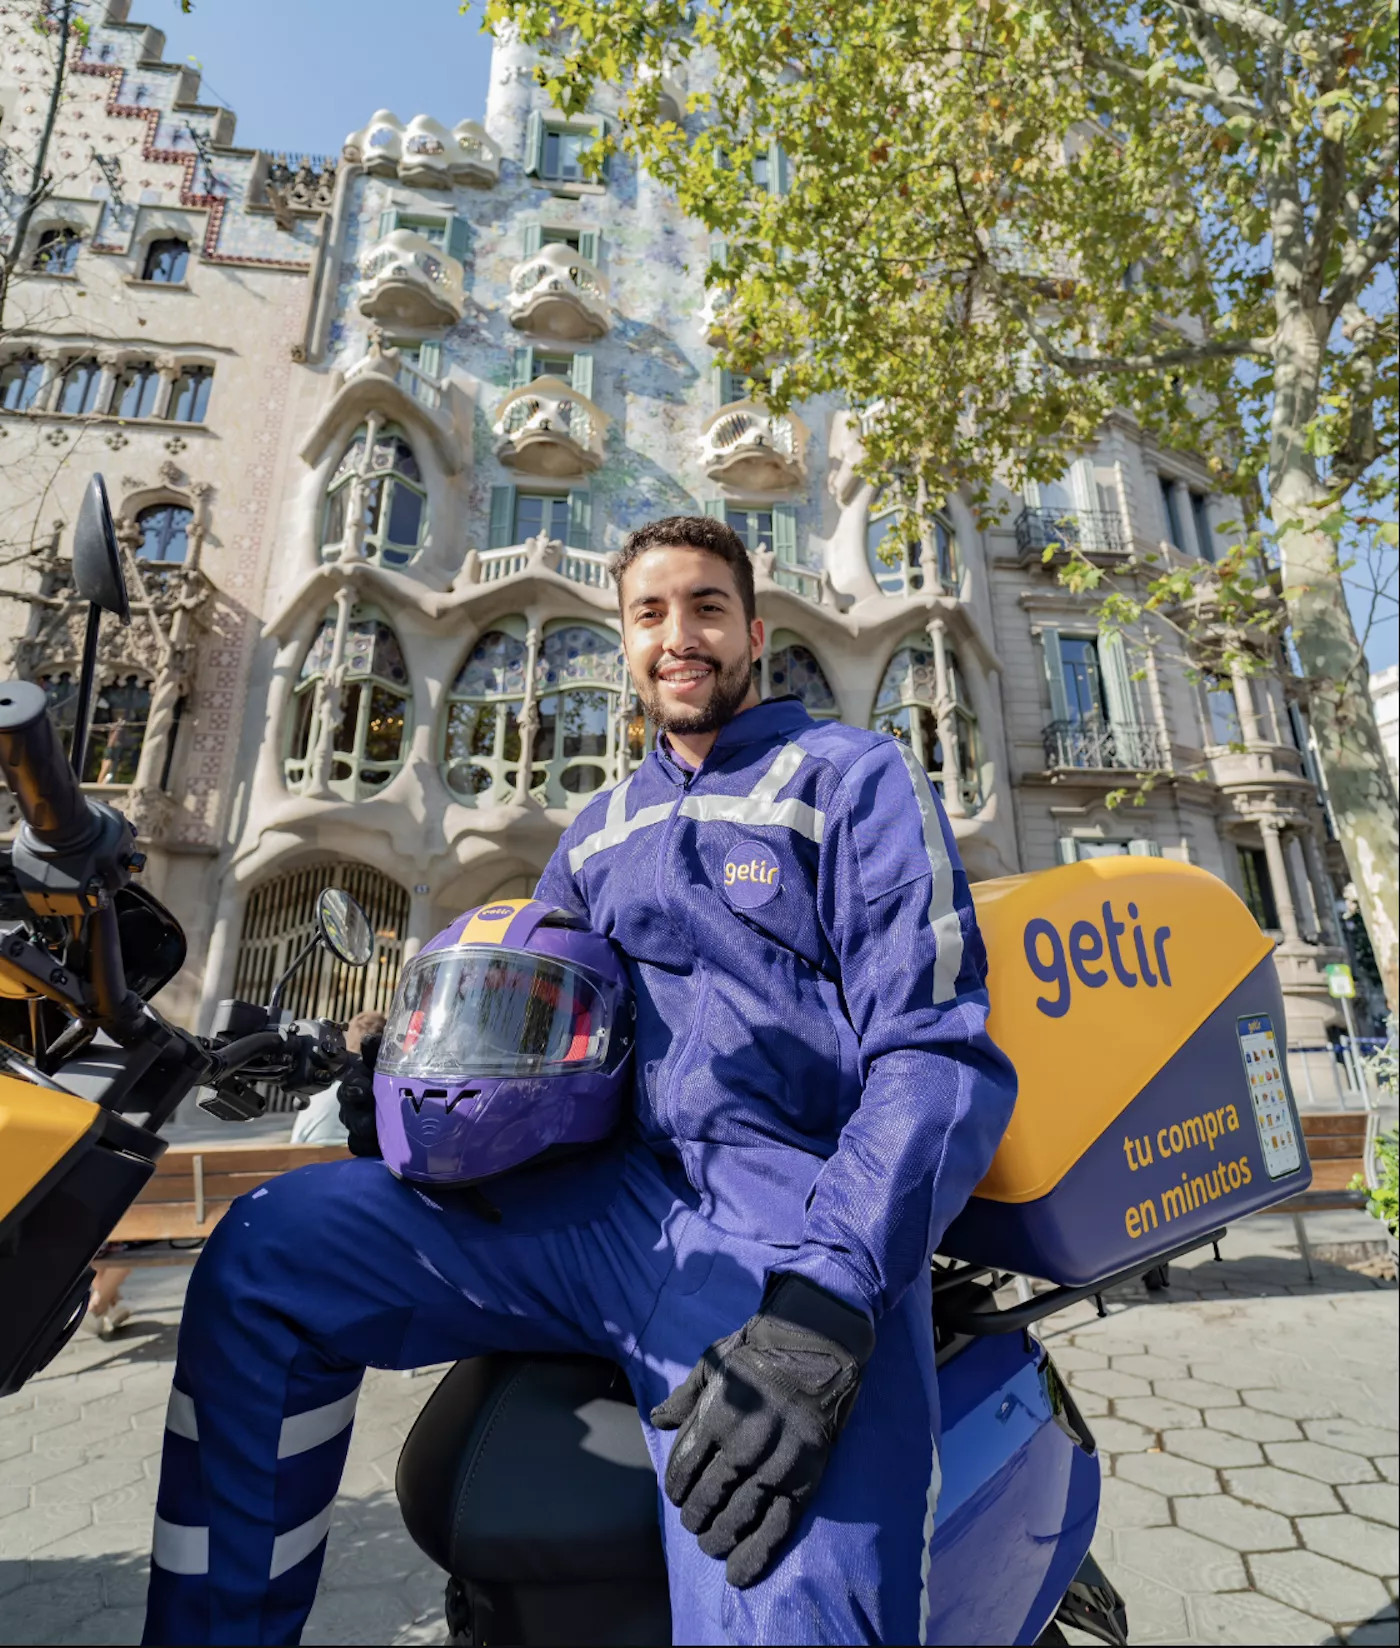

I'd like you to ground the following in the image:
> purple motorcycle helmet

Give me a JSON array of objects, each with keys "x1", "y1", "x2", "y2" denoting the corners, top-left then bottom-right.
[{"x1": 373, "y1": 897, "x2": 633, "y2": 1186}]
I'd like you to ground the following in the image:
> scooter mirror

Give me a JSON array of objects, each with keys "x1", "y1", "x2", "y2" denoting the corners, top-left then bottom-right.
[
  {"x1": 72, "y1": 475, "x2": 130, "y2": 623},
  {"x1": 315, "y1": 888, "x2": 374, "y2": 968}
]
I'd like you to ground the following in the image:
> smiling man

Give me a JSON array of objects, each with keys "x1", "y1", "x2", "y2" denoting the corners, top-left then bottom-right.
[
  {"x1": 142, "y1": 514, "x2": 1015, "y2": 1648},
  {"x1": 530, "y1": 515, "x2": 1018, "y2": 1638}
]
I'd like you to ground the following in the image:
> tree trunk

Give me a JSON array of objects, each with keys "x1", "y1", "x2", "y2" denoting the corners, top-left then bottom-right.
[
  {"x1": 1270, "y1": 310, "x2": 1399, "y2": 1011},
  {"x1": 0, "y1": 0, "x2": 73, "y2": 335}
]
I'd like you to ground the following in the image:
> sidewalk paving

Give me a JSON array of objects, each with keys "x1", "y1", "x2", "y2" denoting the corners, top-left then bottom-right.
[{"x1": 0, "y1": 1208, "x2": 1395, "y2": 1646}]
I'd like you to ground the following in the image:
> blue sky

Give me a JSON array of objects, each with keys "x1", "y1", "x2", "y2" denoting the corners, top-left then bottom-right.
[
  {"x1": 147, "y1": 1, "x2": 1395, "y2": 674},
  {"x1": 149, "y1": 0, "x2": 495, "y2": 157}
]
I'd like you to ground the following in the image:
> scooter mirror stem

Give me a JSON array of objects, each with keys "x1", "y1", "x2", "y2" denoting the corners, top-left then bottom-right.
[
  {"x1": 268, "y1": 934, "x2": 323, "y2": 1013},
  {"x1": 67, "y1": 603, "x2": 102, "y2": 784}
]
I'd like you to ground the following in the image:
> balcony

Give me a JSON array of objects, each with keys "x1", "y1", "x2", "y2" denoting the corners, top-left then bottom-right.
[
  {"x1": 493, "y1": 378, "x2": 606, "y2": 478},
  {"x1": 1043, "y1": 717, "x2": 1172, "y2": 773},
  {"x1": 699, "y1": 402, "x2": 808, "y2": 492},
  {"x1": 508, "y1": 244, "x2": 610, "y2": 341},
  {"x1": 470, "y1": 541, "x2": 611, "y2": 589},
  {"x1": 345, "y1": 112, "x2": 501, "y2": 189},
  {"x1": 357, "y1": 229, "x2": 465, "y2": 329},
  {"x1": 1015, "y1": 506, "x2": 1128, "y2": 561}
]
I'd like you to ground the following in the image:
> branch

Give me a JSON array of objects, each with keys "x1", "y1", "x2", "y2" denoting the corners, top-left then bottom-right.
[
  {"x1": 1328, "y1": 200, "x2": 1400, "y2": 317},
  {"x1": 1084, "y1": 48, "x2": 1257, "y2": 121},
  {"x1": 1004, "y1": 285, "x2": 1273, "y2": 373},
  {"x1": 1167, "y1": 0, "x2": 1342, "y2": 62}
]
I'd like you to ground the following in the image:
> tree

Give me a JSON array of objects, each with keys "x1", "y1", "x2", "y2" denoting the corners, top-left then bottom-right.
[{"x1": 486, "y1": 0, "x2": 1400, "y2": 1003}]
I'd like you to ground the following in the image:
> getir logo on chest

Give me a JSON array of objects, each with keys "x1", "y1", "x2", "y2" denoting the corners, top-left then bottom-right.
[
  {"x1": 722, "y1": 841, "x2": 782, "y2": 908},
  {"x1": 1024, "y1": 899, "x2": 1172, "y2": 1019}
]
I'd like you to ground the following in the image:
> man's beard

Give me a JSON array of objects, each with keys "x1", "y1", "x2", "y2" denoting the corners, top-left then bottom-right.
[{"x1": 636, "y1": 649, "x2": 755, "y2": 736}]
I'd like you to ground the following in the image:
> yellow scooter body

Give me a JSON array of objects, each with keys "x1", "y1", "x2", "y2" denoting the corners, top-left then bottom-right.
[
  {"x1": 947, "y1": 858, "x2": 1312, "y2": 1284},
  {"x1": 0, "y1": 1072, "x2": 163, "y2": 1395}
]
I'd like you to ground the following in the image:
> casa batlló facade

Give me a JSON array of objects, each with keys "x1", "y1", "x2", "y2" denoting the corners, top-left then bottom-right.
[{"x1": 0, "y1": 1, "x2": 1353, "y2": 1068}]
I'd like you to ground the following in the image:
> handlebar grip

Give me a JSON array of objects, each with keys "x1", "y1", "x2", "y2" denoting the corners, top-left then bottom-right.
[{"x1": 0, "y1": 680, "x2": 100, "y2": 850}]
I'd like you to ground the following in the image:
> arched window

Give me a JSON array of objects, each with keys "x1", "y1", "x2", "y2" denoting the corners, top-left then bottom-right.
[
  {"x1": 34, "y1": 227, "x2": 80, "y2": 275},
  {"x1": 114, "y1": 360, "x2": 162, "y2": 419},
  {"x1": 866, "y1": 499, "x2": 959, "y2": 596},
  {"x1": 320, "y1": 423, "x2": 427, "y2": 567},
  {"x1": 534, "y1": 623, "x2": 626, "y2": 805},
  {"x1": 137, "y1": 504, "x2": 192, "y2": 563},
  {"x1": 1, "y1": 354, "x2": 44, "y2": 411},
  {"x1": 58, "y1": 356, "x2": 102, "y2": 415},
  {"x1": 168, "y1": 365, "x2": 213, "y2": 423},
  {"x1": 872, "y1": 637, "x2": 982, "y2": 811},
  {"x1": 40, "y1": 672, "x2": 151, "y2": 784},
  {"x1": 768, "y1": 632, "x2": 838, "y2": 719},
  {"x1": 442, "y1": 625, "x2": 529, "y2": 804},
  {"x1": 286, "y1": 608, "x2": 411, "y2": 799},
  {"x1": 142, "y1": 238, "x2": 189, "y2": 284}
]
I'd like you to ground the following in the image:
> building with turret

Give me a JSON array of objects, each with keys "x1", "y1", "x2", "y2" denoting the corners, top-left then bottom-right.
[{"x1": 0, "y1": 2, "x2": 1360, "y2": 1069}]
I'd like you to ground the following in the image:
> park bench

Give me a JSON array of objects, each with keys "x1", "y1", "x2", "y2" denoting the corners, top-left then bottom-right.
[
  {"x1": 102, "y1": 1140, "x2": 350, "y2": 1262},
  {"x1": 1275, "y1": 1112, "x2": 1370, "y2": 1280}
]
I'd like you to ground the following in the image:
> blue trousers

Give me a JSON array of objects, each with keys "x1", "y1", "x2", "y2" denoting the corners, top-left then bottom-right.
[{"x1": 143, "y1": 1141, "x2": 940, "y2": 1646}]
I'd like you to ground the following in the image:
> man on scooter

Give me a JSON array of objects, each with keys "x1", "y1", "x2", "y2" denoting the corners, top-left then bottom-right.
[{"x1": 143, "y1": 515, "x2": 1017, "y2": 1646}]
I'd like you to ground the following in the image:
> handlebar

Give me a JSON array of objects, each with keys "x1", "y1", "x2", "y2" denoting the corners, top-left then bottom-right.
[{"x1": 0, "y1": 681, "x2": 101, "y2": 851}]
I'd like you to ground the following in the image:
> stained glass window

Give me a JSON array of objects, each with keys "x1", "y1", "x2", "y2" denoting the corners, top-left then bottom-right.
[
  {"x1": 286, "y1": 607, "x2": 411, "y2": 799},
  {"x1": 768, "y1": 636, "x2": 837, "y2": 718},
  {"x1": 442, "y1": 628, "x2": 530, "y2": 804},
  {"x1": 534, "y1": 624, "x2": 626, "y2": 806},
  {"x1": 872, "y1": 637, "x2": 981, "y2": 810},
  {"x1": 321, "y1": 424, "x2": 426, "y2": 567}
]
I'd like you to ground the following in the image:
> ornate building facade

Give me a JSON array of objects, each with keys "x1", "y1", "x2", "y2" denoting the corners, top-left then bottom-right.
[{"x1": 0, "y1": 2, "x2": 1352, "y2": 1054}]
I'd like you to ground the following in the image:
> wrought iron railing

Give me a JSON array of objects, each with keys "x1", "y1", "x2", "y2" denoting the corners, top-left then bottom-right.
[
  {"x1": 1015, "y1": 506, "x2": 1129, "y2": 558},
  {"x1": 1042, "y1": 718, "x2": 1171, "y2": 771}
]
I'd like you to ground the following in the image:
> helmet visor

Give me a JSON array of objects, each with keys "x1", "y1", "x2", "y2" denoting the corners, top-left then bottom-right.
[{"x1": 378, "y1": 946, "x2": 611, "y2": 1079}]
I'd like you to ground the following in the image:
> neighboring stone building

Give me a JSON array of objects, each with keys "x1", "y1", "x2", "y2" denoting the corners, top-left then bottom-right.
[
  {"x1": 1372, "y1": 665, "x2": 1398, "y2": 781},
  {"x1": 0, "y1": 4, "x2": 1352, "y2": 1055}
]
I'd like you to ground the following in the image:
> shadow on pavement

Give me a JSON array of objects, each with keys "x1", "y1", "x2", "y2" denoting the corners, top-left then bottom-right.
[
  {"x1": 1324, "y1": 1600, "x2": 1400, "y2": 1647},
  {"x1": 3, "y1": 1489, "x2": 448, "y2": 1647}
]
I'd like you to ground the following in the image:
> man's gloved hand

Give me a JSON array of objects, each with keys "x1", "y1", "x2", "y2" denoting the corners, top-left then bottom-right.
[
  {"x1": 337, "y1": 1032, "x2": 381, "y2": 1159},
  {"x1": 650, "y1": 1272, "x2": 876, "y2": 1588}
]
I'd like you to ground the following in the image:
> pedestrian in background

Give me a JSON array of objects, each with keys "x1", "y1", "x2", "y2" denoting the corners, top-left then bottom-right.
[{"x1": 290, "y1": 1010, "x2": 386, "y2": 1146}]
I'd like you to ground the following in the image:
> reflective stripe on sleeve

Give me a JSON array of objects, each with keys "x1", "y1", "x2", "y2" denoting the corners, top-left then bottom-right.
[
  {"x1": 568, "y1": 776, "x2": 676, "y2": 872},
  {"x1": 916, "y1": 1440, "x2": 943, "y2": 1646},
  {"x1": 890, "y1": 740, "x2": 964, "y2": 1004},
  {"x1": 277, "y1": 1386, "x2": 361, "y2": 1460},
  {"x1": 269, "y1": 1500, "x2": 337, "y2": 1579},
  {"x1": 153, "y1": 1515, "x2": 209, "y2": 1575},
  {"x1": 165, "y1": 1387, "x2": 199, "y2": 1442}
]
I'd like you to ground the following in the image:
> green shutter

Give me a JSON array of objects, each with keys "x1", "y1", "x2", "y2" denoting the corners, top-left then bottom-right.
[
  {"x1": 510, "y1": 347, "x2": 535, "y2": 389},
  {"x1": 1057, "y1": 838, "x2": 1079, "y2": 865},
  {"x1": 445, "y1": 217, "x2": 470, "y2": 262},
  {"x1": 1128, "y1": 839, "x2": 1162, "y2": 857},
  {"x1": 521, "y1": 221, "x2": 543, "y2": 257},
  {"x1": 569, "y1": 353, "x2": 594, "y2": 400},
  {"x1": 710, "y1": 237, "x2": 728, "y2": 272},
  {"x1": 592, "y1": 115, "x2": 612, "y2": 181},
  {"x1": 768, "y1": 141, "x2": 789, "y2": 195},
  {"x1": 417, "y1": 340, "x2": 442, "y2": 378},
  {"x1": 524, "y1": 111, "x2": 544, "y2": 176},
  {"x1": 567, "y1": 490, "x2": 591, "y2": 550},
  {"x1": 703, "y1": 498, "x2": 726, "y2": 520},
  {"x1": 712, "y1": 363, "x2": 731, "y2": 406},
  {"x1": 377, "y1": 208, "x2": 400, "y2": 239},
  {"x1": 1042, "y1": 628, "x2": 1069, "y2": 723},
  {"x1": 577, "y1": 229, "x2": 601, "y2": 265},
  {"x1": 1098, "y1": 629, "x2": 1137, "y2": 727},
  {"x1": 488, "y1": 485, "x2": 515, "y2": 550},
  {"x1": 772, "y1": 504, "x2": 798, "y2": 564}
]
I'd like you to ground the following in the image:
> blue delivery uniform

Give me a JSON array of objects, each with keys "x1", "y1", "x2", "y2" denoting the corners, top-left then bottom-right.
[{"x1": 144, "y1": 698, "x2": 1016, "y2": 1646}]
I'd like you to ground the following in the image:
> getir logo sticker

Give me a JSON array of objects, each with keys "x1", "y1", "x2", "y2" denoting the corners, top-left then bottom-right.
[
  {"x1": 1023, "y1": 898, "x2": 1172, "y2": 1019},
  {"x1": 723, "y1": 842, "x2": 781, "y2": 908}
]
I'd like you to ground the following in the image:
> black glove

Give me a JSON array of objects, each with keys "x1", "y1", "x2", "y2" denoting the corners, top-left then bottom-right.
[
  {"x1": 650, "y1": 1272, "x2": 876, "y2": 1588},
  {"x1": 337, "y1": 1034, "x2": 381, "y2": 1159}
]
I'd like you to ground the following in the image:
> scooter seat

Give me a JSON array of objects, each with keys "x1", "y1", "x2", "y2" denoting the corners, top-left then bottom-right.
[{"x1": 396, "y1": 1353, "x2": 672, "y2": 1645}]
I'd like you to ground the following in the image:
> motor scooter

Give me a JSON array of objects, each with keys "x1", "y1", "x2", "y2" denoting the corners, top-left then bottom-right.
[{"x1": 0, "y1": 475, "x2": 1314, "y2": 1645}]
